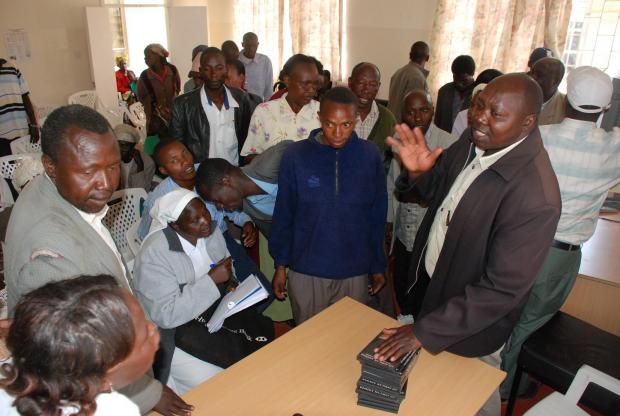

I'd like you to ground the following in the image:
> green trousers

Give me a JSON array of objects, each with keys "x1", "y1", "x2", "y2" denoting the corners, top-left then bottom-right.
[{"x1": 499, "y1": 246, "x2": 581, "y2": 398}]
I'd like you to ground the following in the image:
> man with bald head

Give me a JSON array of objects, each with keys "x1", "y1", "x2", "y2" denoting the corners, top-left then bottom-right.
[
  {"x1": 348, "y1": 62, "x2": 396, "y2": 169},
  {"x1": 375, "y1": 74, "x2": 561, "y2": 416},
  {"x1": 388, "y1": 41, "x2": 430, "y2": 121},
  {"x1": 239, "y1": 32, "x2": 274, "y2": 101},
  {"x1": 387, "y1": 90, "x2": 456, "y2": 316},
  {"x1": 170, "y1": 47, "x2": 254, "y2": 165},
  {"x1": 529, "y1": 57, "x2": 566, "y2": 125}
]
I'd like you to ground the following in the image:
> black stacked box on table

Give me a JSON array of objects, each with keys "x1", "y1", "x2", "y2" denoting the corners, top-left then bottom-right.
[{"x1": 356, "y1": 332, "x2": 420, "y2": 413}]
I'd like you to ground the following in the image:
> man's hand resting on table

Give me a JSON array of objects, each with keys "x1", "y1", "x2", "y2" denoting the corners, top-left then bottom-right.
[
  {"x1": 153, "y1": 385, "x2": 194, "y2": 415},
  {"x1": 386, "y1": 123, "x2": 443, "y2": 180},
  {"x1": 373, "y1": 325, "x2": 422, "y2": 362}
]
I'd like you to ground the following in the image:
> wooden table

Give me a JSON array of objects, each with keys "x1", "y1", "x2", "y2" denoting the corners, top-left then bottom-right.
[
  {"x1": 561, "y1": 211, "x2": 620, "y2": 336},
  {"x1": 176, "y1": 297, "x2": 504, "y2": 415}
]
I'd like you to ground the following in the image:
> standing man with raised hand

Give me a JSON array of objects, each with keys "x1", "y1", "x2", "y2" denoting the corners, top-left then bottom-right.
[
  {"x1": 375, "y1": 74, "x2": 561, "y2": 416},
  {"x1": 239, "y1": 32, "x2": 274, "y2": 102},
  {"x1": 269, "y1": 87, "x2": 388, "y2": 325},
  {"x1": 388, "y1": 41, "x2": 430, "y2": 122}
]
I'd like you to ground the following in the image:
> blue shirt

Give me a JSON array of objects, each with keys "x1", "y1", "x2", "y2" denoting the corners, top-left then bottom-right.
[
  {"x1": 246, "y1": 176, "x2": 278, "y2": 216},
  {"x1": 138, "y1": 176, "x2": 252, "y2": 241}
]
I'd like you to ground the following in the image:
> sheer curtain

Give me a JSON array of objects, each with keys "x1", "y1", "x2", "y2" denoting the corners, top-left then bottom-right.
[
  {"x1": 233, "y1": 0, "x2": 342, "y2": 81},
  {"x1": 427, "y1": 0, "x2": 572, "y2": 97}
]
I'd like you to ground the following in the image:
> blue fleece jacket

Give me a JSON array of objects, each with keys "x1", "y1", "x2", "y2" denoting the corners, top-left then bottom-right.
[{"x1": 269, "y1": 128, "x2": 388, "y2": 279}]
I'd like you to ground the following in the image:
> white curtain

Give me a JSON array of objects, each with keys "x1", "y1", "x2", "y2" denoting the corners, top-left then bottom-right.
[
  {"x1": 427, "y1": 0, "x2": 572, "y2": 97},
  {"x1": 233, "y1": 0, "x2": 342, "y2": 81}
]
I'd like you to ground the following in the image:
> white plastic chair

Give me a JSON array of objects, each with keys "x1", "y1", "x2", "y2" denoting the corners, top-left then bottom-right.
[
  {"x1": 102, "y1": 188, "x2": 147, "y2": 265},
  {"x1": 126, "y1": 221, "x2": 142, "y2": 257},
  {"x1": 524, "y1": 365, "x2": 620, "y2": 415},
  {"x1": 68, "y1": 90, "x2": 99, "y2": 109},
  {"x1": 0, "y1": 153, "x2": 42, "y2": 193},
  {"x1": 10, "y1": 135, "x2": 42, "y2": 154}
]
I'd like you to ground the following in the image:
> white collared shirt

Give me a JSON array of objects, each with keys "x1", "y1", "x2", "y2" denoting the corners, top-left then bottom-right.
[
  {"x1": 355, "y1": 100, "x2": 380, "y2": 140},
  {"x1": 240, "y1": 93, "x2": 320, "y2": 156},
  {"x1": 74, "y1": 204, "x2": 129, "y2": 287},
  {"x1": 200, "y1": 86, "x2": 240, "y2": 166},
  {"x1": 424, "y1": 137, "x2": 526, "y2": 277},
  {"x1": 178, "y1": 234, "x2": 215, "y2": 279}
]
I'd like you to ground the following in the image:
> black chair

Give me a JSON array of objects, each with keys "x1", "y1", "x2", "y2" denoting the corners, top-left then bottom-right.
[{"x1": 506, "y1": 311, "x2": 620, "y2": 416}]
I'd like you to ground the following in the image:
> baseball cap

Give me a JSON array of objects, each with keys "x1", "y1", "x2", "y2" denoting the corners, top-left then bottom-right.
[
  {"x1": 567, "y1": 66, "x2": 613, "y2": 114},
  {"x1": 113, "y1": 124, "x2": 140, "y2": 144}
]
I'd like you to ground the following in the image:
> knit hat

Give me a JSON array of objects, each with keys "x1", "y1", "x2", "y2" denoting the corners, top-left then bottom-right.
[
  {"x1": 566, "y1": 66, "x2": 613, "y2": 114},
  {"x1": 113, "y1": 124, "x2": 140, "y2": 144},
  {"x1": 146, "y1": 43, "x2": 169, "y2": 58}
]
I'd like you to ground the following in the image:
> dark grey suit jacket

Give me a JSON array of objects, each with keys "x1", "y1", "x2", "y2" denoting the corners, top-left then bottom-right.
[{"x1": 396, "y1": 128, "x2": 561, "y2": 357}]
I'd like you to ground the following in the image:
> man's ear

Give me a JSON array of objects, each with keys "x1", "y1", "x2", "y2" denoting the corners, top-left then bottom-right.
[
  {"x1": 522, "y1": 113, "x2": 537, "y2": 133},
  {"x1": 282, "y1": 75, "x2": 290, "y2": 87},
  {"x1": 169, "y1": 221, "x2": 180, "y2": 233},
  {"x1": 159, "y1": 165, "x2": 169, "y2": 176},
  {"x1": 41, "y1": 154, "x2": 56, "y2": 179},
  {"x1": 347, "y1": 77, "x2": 353, "y2": 89},
  {"x1": 221, "y1": 175, "x2": 233, "y2": 187}
]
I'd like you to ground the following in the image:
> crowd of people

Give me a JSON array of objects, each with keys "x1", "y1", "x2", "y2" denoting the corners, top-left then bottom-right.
[{"x1": 0, "y1": 28, "x2": 618, "y2": 416}]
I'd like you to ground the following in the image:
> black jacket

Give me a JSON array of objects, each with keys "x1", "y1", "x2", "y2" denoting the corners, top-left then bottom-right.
[
  {"x1": 396, "y1": 128, "x2": 560, "y2": 357},
  {"x1": 434, "y1": 82, "x2": 474, "y2": 133},
  {"x1": 170, "y1": 86, "x2": 254, "y2": 163}
]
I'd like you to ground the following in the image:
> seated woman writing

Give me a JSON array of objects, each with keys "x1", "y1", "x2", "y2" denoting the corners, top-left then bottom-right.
[
  {"x1": 134, "y1": 188, "x2": 273, "y2": 395},
  {"x1": 0, "y1": 275, "x2": 160, "y2": 415}
]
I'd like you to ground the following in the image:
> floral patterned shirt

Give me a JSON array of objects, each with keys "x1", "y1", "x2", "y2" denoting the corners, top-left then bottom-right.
[{"x1": 240, "y1": 93, "x2": 320, "y2": 156}]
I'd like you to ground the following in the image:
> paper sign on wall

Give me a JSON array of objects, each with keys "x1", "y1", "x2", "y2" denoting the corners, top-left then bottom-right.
[{"x1": 3, "y1": 29, "x2": 32, "y2": 62}]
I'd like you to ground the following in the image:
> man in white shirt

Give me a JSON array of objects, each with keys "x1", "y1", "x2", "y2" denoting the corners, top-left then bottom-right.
[
  {"x1": 239, "y1": 32, "x2": 274, "y2": 101},
  {"x1": 4, "y1": 104, "x2": 192, "y2": 416},
  {"x1": 500, "y1": 66, "x2": 620, "y2": 399},
  {"x1": 241, "y1": 54, "x2": 320, "y2": 159}
]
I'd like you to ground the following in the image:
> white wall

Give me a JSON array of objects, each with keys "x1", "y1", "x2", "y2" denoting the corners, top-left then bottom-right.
[
  {"x1": 0, "y1": 0, "x2": 437, "y2": 107},
  {"x1": 346, "y1": 0, "x2": 438, "y2": 99},
  {"x1": 0, "y1": 0, "x2": 99, "y2": 111}
]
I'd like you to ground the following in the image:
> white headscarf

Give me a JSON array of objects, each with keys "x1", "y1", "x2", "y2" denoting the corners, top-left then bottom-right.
[{"x1": 147, "y1": 188, "x2": 199, "y2": 239}]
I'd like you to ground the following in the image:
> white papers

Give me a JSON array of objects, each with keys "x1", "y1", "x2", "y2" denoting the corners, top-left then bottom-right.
[
  {"x1": 207, "y1": 274, "x2": 268, "y2": 333},
  {"x1": 3, "y1": 29, "x2": 31, "y2": 62}
]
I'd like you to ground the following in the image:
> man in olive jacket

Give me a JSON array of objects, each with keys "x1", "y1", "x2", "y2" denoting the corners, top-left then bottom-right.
[{"x1": 170, "y1": 47, "x2": 254, "y2": 164}]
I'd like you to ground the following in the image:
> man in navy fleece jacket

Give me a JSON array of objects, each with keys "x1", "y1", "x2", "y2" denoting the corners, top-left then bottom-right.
[{"x1": 270, "y1": 87, "x2": 388, "y2": 324}]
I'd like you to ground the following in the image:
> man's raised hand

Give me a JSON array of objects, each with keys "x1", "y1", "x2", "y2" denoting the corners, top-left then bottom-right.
[{"x1": 386, "y1": 123, "x2": 443, "y2": 179}]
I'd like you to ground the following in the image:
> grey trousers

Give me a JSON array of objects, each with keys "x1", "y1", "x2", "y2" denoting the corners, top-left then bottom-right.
[
  {"x1": 288, "y1": 270, "x2": 370, "y2": 325},
  {"x1": 477, "y1": 346, "x2": 504, "y2": 416}
]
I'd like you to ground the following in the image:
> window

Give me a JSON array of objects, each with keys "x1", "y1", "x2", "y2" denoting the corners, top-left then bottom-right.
[
  {"x1": 107, "y1": 0, "x2": 168, "y2": 74},
  {"x1": 562, "y1": 0, "x2": 620, "y2": 76}
]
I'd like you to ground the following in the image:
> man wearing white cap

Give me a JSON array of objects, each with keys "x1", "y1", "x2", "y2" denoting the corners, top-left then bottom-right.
[
  {"x1": 500, "y1": 66, "x2": 620, "y2": 398},
  {"x1": 114, "y1": 124, "x2": 156, "y2": 191}
]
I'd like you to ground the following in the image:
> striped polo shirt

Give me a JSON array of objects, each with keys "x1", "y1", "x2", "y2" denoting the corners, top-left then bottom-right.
[
  {"x1": 0, "y1": 60, "x2": 30, "y2": 140},
  {"x1": 541, "y1": 118, "x2": 620, "y2": 245}
]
